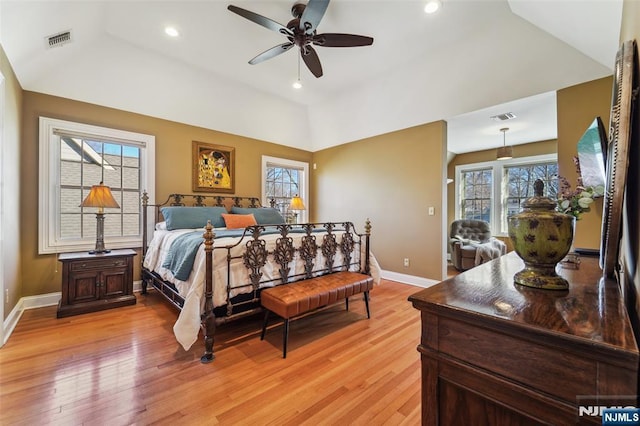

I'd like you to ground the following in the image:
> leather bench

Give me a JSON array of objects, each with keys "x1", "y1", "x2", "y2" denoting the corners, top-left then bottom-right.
[{"x1": 260, "y1": 271, "x2": 374, "y2": 358}]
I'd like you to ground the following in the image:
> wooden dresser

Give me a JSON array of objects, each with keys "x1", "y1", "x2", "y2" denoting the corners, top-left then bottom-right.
[{"x1": 409, "y1": 252, "x2": 638, "y2": 425}]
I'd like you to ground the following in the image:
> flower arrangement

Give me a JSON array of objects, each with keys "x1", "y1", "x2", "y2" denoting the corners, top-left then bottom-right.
[{"x1": 556, "y1": 156, "x2": 604, "y2": 219}]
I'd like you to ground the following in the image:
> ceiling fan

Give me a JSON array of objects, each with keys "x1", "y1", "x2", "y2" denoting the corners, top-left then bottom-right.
[{"x1": 227, "y1": 0, "x2": 374, "y2": 78}]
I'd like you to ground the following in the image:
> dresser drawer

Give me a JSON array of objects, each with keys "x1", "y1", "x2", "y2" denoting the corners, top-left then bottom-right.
[{"x1": 437, "y1": 316, "x2": 596, "y2": 402}]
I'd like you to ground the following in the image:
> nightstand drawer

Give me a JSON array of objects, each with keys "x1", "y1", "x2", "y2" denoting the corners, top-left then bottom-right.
[{"x1": 70, "y1": 258, "x2": 127, "y2": 271}]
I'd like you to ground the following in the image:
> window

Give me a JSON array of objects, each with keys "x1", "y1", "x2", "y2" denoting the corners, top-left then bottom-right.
[
  {"x1": 456, "y1": 154, "x2": 557, "y2": 235},
  {"x1": 461, "y1": 168, "x2": 492, "y2": 222},
  {"x1": 39, "y1": 117, "x2": 155, "y2": 254},
  {"x1": 262, "y1": 156, "x2": 309, "y2": 223}
]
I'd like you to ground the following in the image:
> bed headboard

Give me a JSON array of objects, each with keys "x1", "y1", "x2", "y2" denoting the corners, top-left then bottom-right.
[{"x1": 141, "y1": 192, "x2": 273, "y2": 255}]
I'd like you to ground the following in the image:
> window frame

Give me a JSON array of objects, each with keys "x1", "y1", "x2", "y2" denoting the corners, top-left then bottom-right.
[
  {"x1": 455, "y1": 153, "x2": 557, "y2": 236},
  {"x1": 38, "y1": 117, "x2": 155, "y2": 254},
  {"x1": 261, "y1": 156, "x2": 309, "y2": 223}
]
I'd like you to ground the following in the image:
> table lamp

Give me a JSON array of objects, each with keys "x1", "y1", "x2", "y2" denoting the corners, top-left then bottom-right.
[
  {"x1": 289, "y1": 195, "x2": 306, "y2": 224},
  {"x1": 80, "y1": 182, "x2": 120, "y2": 254}
]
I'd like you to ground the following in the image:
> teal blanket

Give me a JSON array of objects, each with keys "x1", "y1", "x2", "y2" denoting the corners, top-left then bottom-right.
[{"x1": 162, "y1": 228, "x2": 319, "y2": 281}]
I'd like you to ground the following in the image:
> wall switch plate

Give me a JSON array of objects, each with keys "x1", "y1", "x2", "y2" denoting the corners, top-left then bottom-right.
[{"x1": 428, "y1": 207, "x2": 435, "y2": 215}]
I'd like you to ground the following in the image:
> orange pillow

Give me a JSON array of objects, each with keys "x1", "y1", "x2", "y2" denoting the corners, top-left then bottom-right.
[{"x1": 222, "y1": 213, "x2": 257, "y2": 229}]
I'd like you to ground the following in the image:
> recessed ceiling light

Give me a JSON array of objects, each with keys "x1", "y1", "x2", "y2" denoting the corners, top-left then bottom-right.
[
  {"x1": 424, "y1": 0, "x2": 441, "y2": 14},
  {"x1": 165, "y1": 27, "x2": 179, "y2": 37}
]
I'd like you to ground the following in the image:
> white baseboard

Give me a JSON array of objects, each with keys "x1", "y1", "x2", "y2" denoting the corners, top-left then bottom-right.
[
  {"x1": 380, "y1": 270, "x2": 439, "y2": 288},
  {"x1": 2, "y1": 291, "x2": 61, "y2": 346},
  {"x1": 2, "y1": 280, "x2": 143, "y2": 346}
]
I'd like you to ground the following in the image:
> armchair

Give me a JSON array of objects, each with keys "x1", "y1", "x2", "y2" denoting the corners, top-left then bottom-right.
[{"x1": 449, "y1": 219, "x2": 492, "y2": 271}]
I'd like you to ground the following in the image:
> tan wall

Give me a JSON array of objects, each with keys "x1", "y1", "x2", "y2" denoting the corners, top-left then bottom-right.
[
  {"x1": 556, "y1": 76, "x2": 613, "y2": 250},
  {"x1": 20, "y1": 92, "x2": 312, "y2": 297},
  {"x1": 446, "y1": 139, "x2": 557, "y2": 246},
  {"x1": 1, "y1": 44, "x2": 23, "y2": 320},
  {"x1": 620, "y1": 0, "x2": 640, "y2": 43},
  {"x1": 312, "y1": 121, "x2": 447, "y2": 281}
]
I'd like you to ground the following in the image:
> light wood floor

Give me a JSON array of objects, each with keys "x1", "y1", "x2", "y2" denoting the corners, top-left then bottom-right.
[{"x1": 0, "y1": 280, "x2": 422, "y2": 425}]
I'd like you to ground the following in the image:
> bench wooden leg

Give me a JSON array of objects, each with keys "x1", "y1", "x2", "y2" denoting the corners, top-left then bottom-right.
[
  {"x1": 260, "y1": 310, "x2": 270, "y2": 340},
  {"x1": 364, "y1": 291, "x2": 371, "y2": 319},
  {"x1": 283, "y1": 318, "x2": 290, "y2": 358},
  {"x1": 345, "y1": 297, "x2": 349, "y2": 311}
]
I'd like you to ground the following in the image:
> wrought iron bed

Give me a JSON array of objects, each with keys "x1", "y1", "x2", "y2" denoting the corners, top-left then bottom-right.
[{"x1": 141, "y1": 193, "x2": 373, "y2": 363}]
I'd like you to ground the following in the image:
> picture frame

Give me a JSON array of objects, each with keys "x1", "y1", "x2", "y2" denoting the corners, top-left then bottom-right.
[{"x1": 192, "y1": 141, "x2": 235, "y2": 193}]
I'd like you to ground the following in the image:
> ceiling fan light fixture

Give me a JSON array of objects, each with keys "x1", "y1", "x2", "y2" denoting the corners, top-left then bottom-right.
[
  {"x1": 292, "y1": 79, "x2": 302, "y2": 89},
  {"x1": 424, "y1": 0, "x2": 442, "y2": 14}
]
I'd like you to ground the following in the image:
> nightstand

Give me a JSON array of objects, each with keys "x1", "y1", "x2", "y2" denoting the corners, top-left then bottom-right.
[{"x1": 57, "y1": 249, "x2": 136, "y2": 318}]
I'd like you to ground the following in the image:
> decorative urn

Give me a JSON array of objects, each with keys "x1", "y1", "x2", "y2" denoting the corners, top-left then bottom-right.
[{"x1": 507, "y1": 179, "x2": 575, "y2": 290}]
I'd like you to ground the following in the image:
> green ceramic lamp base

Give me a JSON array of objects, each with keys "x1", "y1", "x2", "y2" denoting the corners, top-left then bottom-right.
[{"x1": 514, "y1": 267, "x2": 569, "y2": 291}]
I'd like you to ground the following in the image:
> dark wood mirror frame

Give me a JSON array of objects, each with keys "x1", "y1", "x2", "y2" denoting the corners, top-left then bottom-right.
[{"x1": 600, "y1": 40, "x2": 637, "y2": 278}]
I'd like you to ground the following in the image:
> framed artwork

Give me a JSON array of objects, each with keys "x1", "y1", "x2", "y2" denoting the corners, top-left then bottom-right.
[{"x1": 192, "y1": 141, "x2": 235, "y2": 193}]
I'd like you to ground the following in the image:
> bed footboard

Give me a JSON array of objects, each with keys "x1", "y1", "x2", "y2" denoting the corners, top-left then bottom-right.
[{"x1": 141, "y1": 192, "x2": 372, "y2": 364}]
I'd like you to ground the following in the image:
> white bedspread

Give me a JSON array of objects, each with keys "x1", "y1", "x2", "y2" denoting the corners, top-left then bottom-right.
[{"x1": 143, "y1": 228, "x2": 381, "y2": 350}]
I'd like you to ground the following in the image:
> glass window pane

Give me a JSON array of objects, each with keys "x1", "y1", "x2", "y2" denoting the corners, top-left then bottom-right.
[
  {"x1": 60, "y1": 188, "x2": 82, "y2": 214},
  {"x1": 265, "y1": 164, "x2": 303, "y2": 223},
  {"x1": 60, "y1": 214, "x2": 81, "y2": 238},
  {"x1": 123, "y1": 146, "x2": 140, "y2": 167},
  {"x1": 83, "y1": 164, "x2": 103, "y2": 186},
  {"x1": 60, "y1": 161, "x2": 81, "y2": 186},
  {"x1": 58, "y1": 136, "x2": 142, "y2": 242},
  {"x1": 461, "y1": 168, "x2": 492, "y2": 222},
  {"x1": 103, "y1": 214, "x2": 122, "y2": 237},
  {"x1": 122, "y1": 167, "x2": 139, "y2": 189},
  {"x1": 103, "y1": 143, "x2": 122, "y2": 166},
  {"x1": 123, "y1": 214, "x2": 140, "y2": 236},
  {"x1": 82, "y1": 214, "x2": 96, "y2": 238},
  {"x1": 103, "y1": 167, "x2": 122, "y2": 188},
  {"x1": 122, "y1": 191, "x2": 139, "y2": 214}
]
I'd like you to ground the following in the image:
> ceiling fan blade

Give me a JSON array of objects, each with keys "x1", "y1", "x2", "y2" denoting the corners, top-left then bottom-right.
[
  {"x1": 313, "y1": 33, "x2": 374, "y2": 47},
  {"x1": 228, "y1": 5, "x2": 293, "y2": 37},
  {"x1": 299, "y1": 0, "x2": 330, "y2": 35},
  {"x1": 301, "y1": 45, "x2": 323, "y2": 78},
  {"x1": 249, "y1": 43, "x2": 294, "y2": 65}
]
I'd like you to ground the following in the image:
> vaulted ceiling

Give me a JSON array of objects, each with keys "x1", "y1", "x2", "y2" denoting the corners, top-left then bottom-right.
[{"x1": 0, "y1": 0, "x2": 622, "y2": 153}]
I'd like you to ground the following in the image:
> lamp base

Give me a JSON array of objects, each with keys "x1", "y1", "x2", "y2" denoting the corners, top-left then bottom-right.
[{"x1": 89, "y1": 249, "x2": 111, "y2": 255}]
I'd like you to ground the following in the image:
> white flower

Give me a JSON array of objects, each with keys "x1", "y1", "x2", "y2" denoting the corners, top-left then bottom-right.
[{"x1": 578, "y1": 197, "x2": 594, "y2": 209}]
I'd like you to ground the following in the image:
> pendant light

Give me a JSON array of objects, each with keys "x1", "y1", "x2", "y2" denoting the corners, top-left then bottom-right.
[{"x1": 496, "y1": 127, "x2": 513, "y2": 160}]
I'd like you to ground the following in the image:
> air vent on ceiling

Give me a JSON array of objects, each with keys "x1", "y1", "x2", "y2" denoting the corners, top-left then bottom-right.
[
  {"x1": 46, "y1": 30, "x2": 72, "y2": 49},
  {"x1": 490, "y1": 112, "x2": 517, "y2": 121}
]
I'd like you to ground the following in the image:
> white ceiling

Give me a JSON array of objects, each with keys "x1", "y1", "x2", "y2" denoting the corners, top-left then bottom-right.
[{"x1": 0, "y1": 0, "x2": 622, "y2": 154}]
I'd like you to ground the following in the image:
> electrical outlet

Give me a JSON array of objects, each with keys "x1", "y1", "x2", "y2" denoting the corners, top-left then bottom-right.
[
  {"x1": 5, "y1": 289, "x2": 8, "y2": 304},
  {"x1": 403, "y1": 258, "x2": 410, "y2": 267}
]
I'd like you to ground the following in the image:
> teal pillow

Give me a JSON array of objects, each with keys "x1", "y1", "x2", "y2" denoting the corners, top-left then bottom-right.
[
  {"x1": 161, "y1": 206, "x2": 227, "y2": 230},
  {"x1": 230, "y1": 207, "x2": 285, "y2": 225}
]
